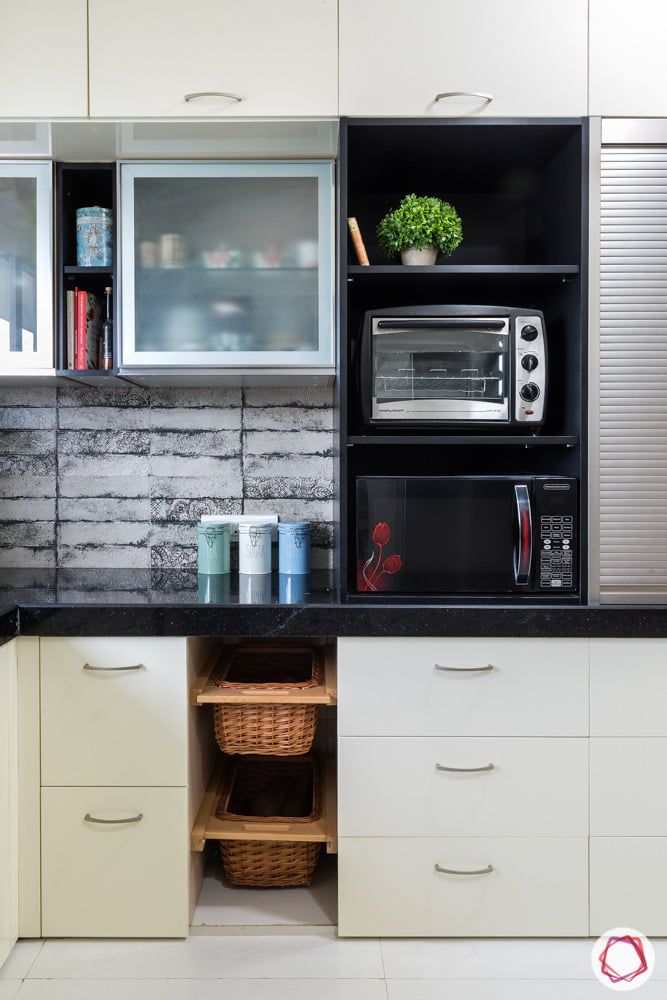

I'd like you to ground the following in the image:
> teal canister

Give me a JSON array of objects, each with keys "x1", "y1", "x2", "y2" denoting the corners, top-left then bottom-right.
[
  {"x1": 278, "y1": 521, "x2": 311, "y2": 575},
  {"x1": 197, "y1": 522, "x2": 230, "y2": 575}
]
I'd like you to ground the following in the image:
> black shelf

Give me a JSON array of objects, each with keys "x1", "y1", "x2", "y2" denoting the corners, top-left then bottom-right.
[
  {"x1": 64, "y1": 266, "x2": 113, "y2": 276},
  {"x1": 348, "y1": 264, "x2": 580, "y2": 276},
  {"x1": 57, "y1": 368, "x2": 120, "y2": 378},
  {"x1": 348, "y1": 435, "x2": 579, "y2": 447}
]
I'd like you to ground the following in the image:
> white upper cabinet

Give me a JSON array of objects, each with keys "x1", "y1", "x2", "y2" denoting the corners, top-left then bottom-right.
[
  {"x1": 590, "y1": 0, "x2": 667, "y2": 116},
  {"x1": 339, "y1": 0, "x2": 588, "y2": 118},
  {"x1": 0, "y1": 641, "x2": 18, "y2": 972},
  {"x1": 89, "y1": 0, "x2": 338, "y2": 118},
  {"x1": 0, "y1": 0, "x2": 88, "y2": 118}
]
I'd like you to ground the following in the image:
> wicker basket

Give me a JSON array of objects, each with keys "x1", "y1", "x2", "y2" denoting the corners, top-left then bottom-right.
[
  {"x1": 213, "y1": 645, "x2": 323, "y2": 756},
  {"x1": 217, "y1": 756, "x2": 321, "y2": 888}
]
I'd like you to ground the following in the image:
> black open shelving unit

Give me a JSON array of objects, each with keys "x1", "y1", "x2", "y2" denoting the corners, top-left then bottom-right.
[
  {"x1": 337, "y1": 117, "x2": 589, "y2": 605},
  {"x1": 55, "y1": 162, "x2": 119, "y2": 379}
]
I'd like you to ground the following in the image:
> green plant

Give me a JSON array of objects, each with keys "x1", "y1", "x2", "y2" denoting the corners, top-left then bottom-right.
[{"x1": 376, "y1": 193, "x2": 463, "y2": 259}]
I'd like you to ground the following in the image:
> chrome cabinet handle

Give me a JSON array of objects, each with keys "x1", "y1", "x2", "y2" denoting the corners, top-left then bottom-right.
[
  {"x1": 435, "y1": 863, "x2": 494, "y2": 876},
  {"x1": 434, "y1": 91, "x2": 493, "y2": 107},
  {"x1": 83, "y1": 663, "x2": 145, "y2": 672},
  {"x1": 184, "y1": 91, "x2": 242, "y2": 103},
  {"x1": 436, "y1": 763, "x2": 495, "y2": 773},
  {"x1": 84, "y1": 813, "x2": 143, "y2": 825},
  {"x1": 434, "y1": 664, "x2": 495, "y2": 673}
]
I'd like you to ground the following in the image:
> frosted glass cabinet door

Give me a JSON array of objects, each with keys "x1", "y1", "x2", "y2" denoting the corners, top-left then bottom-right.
[
  {"x1": 0, "y1": 163, "x2": 53, "y2": 373},
  {"x1": 120, "y1": 163, "x2": 334, "y2": 369}
]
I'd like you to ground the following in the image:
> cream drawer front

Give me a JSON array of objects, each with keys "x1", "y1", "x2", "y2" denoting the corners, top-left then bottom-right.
[
  {"x1": 338, "y1": 738, "x2": 588, "y2": 837},
  {"x1": 338, "y1": 837, "x2": 589, "y2": 936},
  {"x1": 41, "y1": 786, "x2": 188, "y2": 937},
  {"x1": 591, "y1": 739, "x2": 667, "y2": 835},
  {"x1": 338, "y1": 638, "x2": 589, "y2": 736},
  {"x1": 591, "y1": 838, "x2": 667, "y2": 936},
  {"x1": 591, "y1": 639, "x2": 667, "y2": 735},
  {"x1": 41, "y1": 638, "x2": 187, "y2": 786}
]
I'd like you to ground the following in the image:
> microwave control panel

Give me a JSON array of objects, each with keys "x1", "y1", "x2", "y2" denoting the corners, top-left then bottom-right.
[
  {"x1": 539, "y1": 515, "x2": 574, "y2": 590},
  {"x1": 515, "y1": 316, "x2": 546, "y2": 424}
]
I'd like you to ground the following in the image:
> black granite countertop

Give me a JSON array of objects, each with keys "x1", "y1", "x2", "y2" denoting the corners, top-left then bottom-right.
[{"x1": 0, "y1": 568, "x2": 663, "y2": 640}]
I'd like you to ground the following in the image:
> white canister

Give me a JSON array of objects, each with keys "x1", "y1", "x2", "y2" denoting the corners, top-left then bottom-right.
[{"x1": 238, "y1": 521, "x2": 273, "y2": 575}]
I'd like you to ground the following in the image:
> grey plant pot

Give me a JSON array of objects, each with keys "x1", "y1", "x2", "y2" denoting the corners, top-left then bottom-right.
[{"x1": 400, "y1": 245, "x2": 438, "y2": 265}]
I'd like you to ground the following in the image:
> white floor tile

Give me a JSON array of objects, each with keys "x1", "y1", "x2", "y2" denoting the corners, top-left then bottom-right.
[
  {"x1": 387, "y1": 981, "x2": 666, "y2": 999},
  {"x1": 380, "y1": 939, "x2": 597, "y2": 980},
  {"x1": 29, "y1": 934, "x2": 383, "y2": 980},
  {"x1": 17, "y1": 980, "x2": 388, "y2": 1000},
  {"x1": 0, "y1": 943, "x2": 43, "y2": 981},
  {"x1": 192, "y1": 855, "x2": 337, "y2": 927},
  {"x1": 0, "y1": 983, "x2": 21, "y2": 1000}
]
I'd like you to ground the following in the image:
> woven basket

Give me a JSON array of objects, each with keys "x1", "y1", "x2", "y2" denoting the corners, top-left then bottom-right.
[
  {"x1": 213, "y1": 645, "x2": 323, "y2": 756},
  {"x1": 217, "y1": 756, "x2": 321, "y2": 888}
]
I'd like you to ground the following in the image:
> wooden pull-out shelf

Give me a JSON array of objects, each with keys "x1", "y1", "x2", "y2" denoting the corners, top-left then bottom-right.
[
  {"x1": 190, "y1": 645, "x2": 337, "y2": 706},
  {"x1": 191, "y1": 756, "x2": 337, "y2": 855}
]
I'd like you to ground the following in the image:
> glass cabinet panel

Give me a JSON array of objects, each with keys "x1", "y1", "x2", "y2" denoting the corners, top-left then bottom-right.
[
  {"x1": 0, "y1": 163, "x2": 53, "y2": 372},
  {"x1": 120, "y1": 162, "x2": 334, "y2": 368}
]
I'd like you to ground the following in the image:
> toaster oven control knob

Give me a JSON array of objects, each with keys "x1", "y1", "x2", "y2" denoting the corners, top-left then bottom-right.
[
  {"x1": 521, "y1": 354, "x2": 539, "y2": 371},
  {"x1": 520, "y1": 382, "x2": 540, "y2": 402},
  {"x1": 520, "y1": 324, "x2": 538, "y2": 341}
]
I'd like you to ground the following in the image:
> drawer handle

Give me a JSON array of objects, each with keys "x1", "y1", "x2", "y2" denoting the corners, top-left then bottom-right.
[
  {"x1": 83, "y1": 663, "x2": 145, "y2": 672},
  {"x1": 184, "y1": 91, "x2": 243, "y2": 104},
  {"x1": 435, "y1": 863, "x2": 494, "y2": 876},
  {"x1": 434, "y1": 91, "x2": 493, "y2": 108},
  {"x1": 434, "y1": 664, "x2": 495, "y2": 673},
  {"x1": 436, "y1": 763, "x2": 495, "y2": 773},
  {"x1": 84, "y1": 813, "x2": 143, "y2": 825}
]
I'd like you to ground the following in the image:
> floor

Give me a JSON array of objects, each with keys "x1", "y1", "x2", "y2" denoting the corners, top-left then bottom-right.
[{"x1": 3, "y1": 935, "x2": 667, "y2": 998}]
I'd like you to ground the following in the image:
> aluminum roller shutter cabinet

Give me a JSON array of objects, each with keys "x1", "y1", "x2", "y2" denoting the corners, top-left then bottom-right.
[{"x1": 599, "y1": 148, "x2": 667, "y2": 601}]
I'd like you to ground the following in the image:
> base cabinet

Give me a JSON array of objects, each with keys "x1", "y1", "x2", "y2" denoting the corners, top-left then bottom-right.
[
  {"x1": 339, "y1": 837, "x2": 589, "y2": 937},
  {"x1": 0, "y1": 641, "x2": 18, "y2": 970},
  {"x1": 590, "y1": 839, "x2": 667, "y2": 936}
]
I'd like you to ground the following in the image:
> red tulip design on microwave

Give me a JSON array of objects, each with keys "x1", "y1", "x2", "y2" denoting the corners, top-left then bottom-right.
[{"x1": 359, "y1": 521, "x2": 404, "y2": 592}]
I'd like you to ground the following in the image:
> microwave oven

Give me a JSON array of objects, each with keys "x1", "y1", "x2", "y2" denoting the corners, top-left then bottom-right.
[
  {"x1": 360, "y1": 305, "x2": 547, "y2": 427},
  {"x1": 356, "y1": 476, "x2": 577, "y2": 596}
]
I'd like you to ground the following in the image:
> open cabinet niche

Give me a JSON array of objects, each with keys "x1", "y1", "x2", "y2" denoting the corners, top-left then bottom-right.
[{"x1": 187, "y1": 637, "x2": 338, "y2": 929}]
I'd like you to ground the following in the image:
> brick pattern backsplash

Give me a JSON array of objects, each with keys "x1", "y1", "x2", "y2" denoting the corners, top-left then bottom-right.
[{"x1": 0, "y1": 383, "x2": 335, "y2": 569}]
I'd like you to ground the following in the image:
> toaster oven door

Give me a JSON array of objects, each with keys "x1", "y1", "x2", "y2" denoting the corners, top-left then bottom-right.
[{"x1": 371, "y1": 318, "x2": 510, "y2": 422}]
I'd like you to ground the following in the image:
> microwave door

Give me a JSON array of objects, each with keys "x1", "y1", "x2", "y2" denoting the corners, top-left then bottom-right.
[{"x1": 356, "y1": 477, "x2": 530, "y2": 594}]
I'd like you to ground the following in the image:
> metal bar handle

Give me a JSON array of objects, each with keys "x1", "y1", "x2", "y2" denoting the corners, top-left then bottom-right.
[
  {"x1": 514, "y1": 484, "x2": 533, "y2": 586},
  {"x1": 434, "y1": 91, "x2": 493, "y2": 107},
  {"x1": 84, "y1": 813, "x2": 143, "y2": 825},
  {"x1": 83, "y1": 663, "x2": 145, "y2": 672},
  {"x1": 184, "y1": 91, "x2": 242, "y2": 103},
  {"x1": 436, "y1": 763, "x2": 495, "y2": 773},
  {"x1": 434, "y1": 664, "x2": 495, "y2": 673},
  {"x1": 435, "y1": 863, "x2": 494, "y2": 876}
]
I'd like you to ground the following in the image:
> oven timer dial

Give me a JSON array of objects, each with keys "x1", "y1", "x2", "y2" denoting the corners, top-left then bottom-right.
[
  {"x1": 520, "y1": 324, "x2": 539, "y2": 341},
  {"x1": 521, "y1": 354, "x2": 539, "y2": 371},
  {"x1": 520, "y1": 382, "x2": 540, "y2": 402}
]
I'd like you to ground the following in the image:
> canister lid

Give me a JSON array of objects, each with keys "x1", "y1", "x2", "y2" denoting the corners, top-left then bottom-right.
[
  {"x1": 238, "y1": 521, "x2": 272, "y2": 534},
  {"x1": 278, "y1": 521, "x2": 310, "y2": 534},
  {"x1": 197, "y1": 522, "x2": 230, "y2": 536}
]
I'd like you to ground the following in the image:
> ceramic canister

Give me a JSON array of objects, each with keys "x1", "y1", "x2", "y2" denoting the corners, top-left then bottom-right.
[
  {"x1": 197, "y1": 522, "x2": 231, "y2": 575},
  {"x1": 278, "y1": 521, "x2": 311, "y2": 575},
  {"x1": 76, "y1": 207, "x2": 113, "y2": 267},
  {"x1": 238, "y1": 521, "x2": 273, "y2": 575}
]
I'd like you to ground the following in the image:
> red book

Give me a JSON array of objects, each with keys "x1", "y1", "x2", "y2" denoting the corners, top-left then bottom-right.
[{"x1": 75, "y1": 289, "x2": 87, "y2": 370}]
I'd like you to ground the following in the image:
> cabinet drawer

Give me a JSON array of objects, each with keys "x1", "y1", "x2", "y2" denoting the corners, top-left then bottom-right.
[
  {"x1": 338, "y1": 638, "x2": 589, "y2": 736},
  {"x1": 591, "y1": 639, "x2": 667, "y2": 735},
  {"x1": 40, "y1": 638, "x2": 187, "y2": 786},
  {"x1": 591, "y1": 838, "x2": 667, "y2": 936},
  {"x1": 339, "y1": 836, "x2": 588, "y2": 936},
  {"x1": 41, "y1": 786, "x2": 188, "y2": 937},
  {"x1": 591, "y1": 739, "x2": 667, "y2": 835},
  {"x1": 338, "y1": 737, "x2": 588, "y2": 837}
]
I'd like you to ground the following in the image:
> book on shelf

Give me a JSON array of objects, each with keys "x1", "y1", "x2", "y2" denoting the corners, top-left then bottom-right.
[
  {"x1": 66, "y1": 289, "x2": 75, "y2": 369},
  {"x1": 347, "y1": 217, "x2": 370, "y2": 266},
  {"x1": 74, "y1": 289, "x2": 103, "y2": 370}
]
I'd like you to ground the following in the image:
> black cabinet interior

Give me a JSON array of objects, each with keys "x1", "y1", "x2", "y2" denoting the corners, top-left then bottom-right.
[{"x1": 338, "y1": 118, "x2": 588, "y2": 603}]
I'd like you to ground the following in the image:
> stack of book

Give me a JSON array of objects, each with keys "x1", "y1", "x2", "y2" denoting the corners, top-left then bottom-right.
[{"x1": 65, "y1": 288, "x2": 103, "y2": 370}]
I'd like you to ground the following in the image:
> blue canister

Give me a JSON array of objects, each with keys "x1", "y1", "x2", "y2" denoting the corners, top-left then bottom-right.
[
  {"x1": 279, "y1": 573, "x2": 309, "y2": 605},
  {"x1": 278, "y1": 522, "x2": 311, "y2": 575},
  {"x1": 197, "y1": 522, "x2": 230, "y2": 575},
  {"x1": 76, "y1": 206, "x2": 113, "y2": 267}
]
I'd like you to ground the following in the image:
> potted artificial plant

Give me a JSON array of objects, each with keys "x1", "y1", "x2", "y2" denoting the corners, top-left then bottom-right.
[{"x1": 377, "y1": 193, "x2": 463, "y2": 265}]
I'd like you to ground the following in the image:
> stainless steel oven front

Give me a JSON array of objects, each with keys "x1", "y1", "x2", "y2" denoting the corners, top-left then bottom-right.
[{"x1": 360, "y1": 305, "x2": 547, "y2": 427}]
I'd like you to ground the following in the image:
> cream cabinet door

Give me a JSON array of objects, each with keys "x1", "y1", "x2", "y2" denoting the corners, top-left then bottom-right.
[
  {"x1": 40, "y1": 638, "x2": 188, "y2": 786},
  {"x1": 0, "y1": 641, "x2": 18, "y2": 971},
  {"x1": 339, "y1": 0, "x2": 587, "y2": 117},
  {"x1": 590, "y1": 0, "x2": 667, "y2": 116},
  {"x1": 89, "y1": 0, "x2": 338, "y2": 117},
  {"x1": 0, "y1": 0, "x2": 87, "y2": 117}
]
